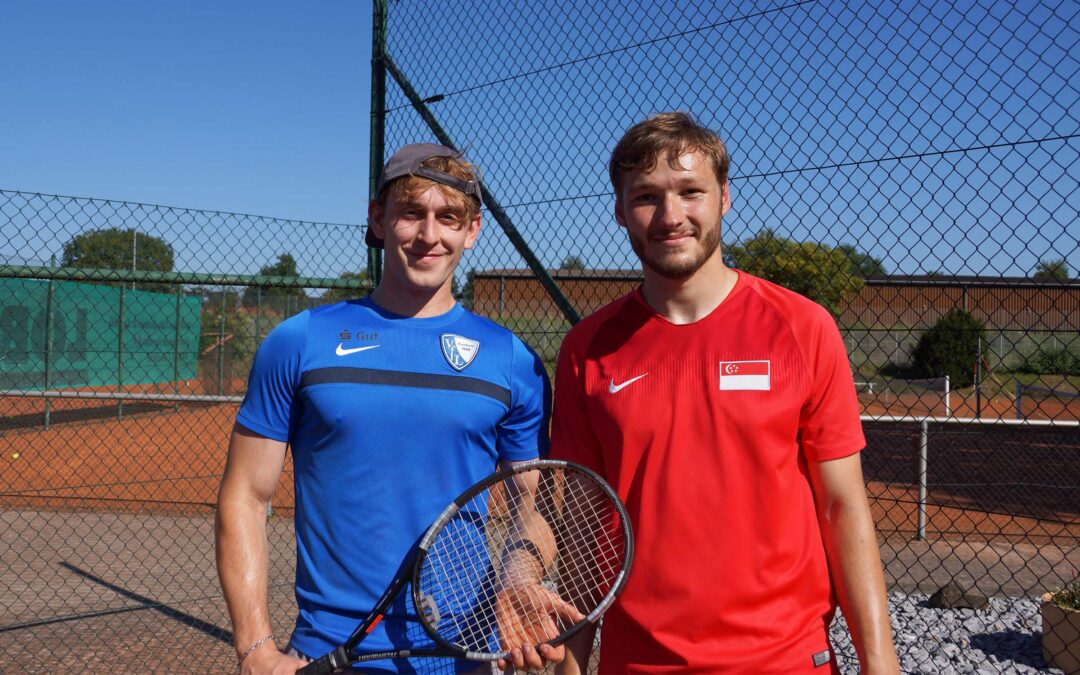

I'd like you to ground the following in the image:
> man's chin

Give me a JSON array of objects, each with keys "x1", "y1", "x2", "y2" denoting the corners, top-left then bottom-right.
[
  {"x1": 400, "y1": 271, "x2": 453, "y2": 294},
  {"x1": 642, "y1": 254, "x2": 703, "y2": 280}
]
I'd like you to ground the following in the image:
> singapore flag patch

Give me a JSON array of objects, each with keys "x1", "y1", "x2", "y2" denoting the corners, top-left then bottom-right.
[
  {"x1": 441, "y1": 334, "x2": 480, "y2": 371},
  {"x1": 719, "y1": 360, "x2": 771, "y2": 391}
]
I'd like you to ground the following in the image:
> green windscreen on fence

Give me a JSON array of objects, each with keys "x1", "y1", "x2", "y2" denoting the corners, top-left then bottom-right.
[{"x1": 0, "y1": 278, "x2": 201, "y2": 389}]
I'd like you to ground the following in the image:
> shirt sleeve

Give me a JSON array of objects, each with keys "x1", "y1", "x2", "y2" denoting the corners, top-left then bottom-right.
[
  {"x1": 549, "y1": 327, "x2": 606, "y2": 475},
  {"x1": 798, "y1": 307, "x2": 866, "y2": 462},
  {"x1": 235, "y1": 311, "x2": 308, "y2": 442},
  {"x1": 496, "y1": 337, "x2": 552, "y2": 462}
]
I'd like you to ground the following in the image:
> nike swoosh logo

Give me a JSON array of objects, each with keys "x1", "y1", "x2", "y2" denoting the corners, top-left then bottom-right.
[
  {"x1": 335, "y1": 344, "x2": 380, "y2": 356},
  {"x1": 609, "y1": 373, "x2": 648, "y2": 393}
]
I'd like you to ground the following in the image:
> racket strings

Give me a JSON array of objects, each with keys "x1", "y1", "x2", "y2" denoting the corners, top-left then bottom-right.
[
  {"x1": 553, "y1": 481, "x2": 625, "y2": 612},
  {"x1": 415, "y1": 467, "x2": 628, "y2": 655},
  {"x1": 420, "y1": 496, "x2": 499, "y2": 651}
]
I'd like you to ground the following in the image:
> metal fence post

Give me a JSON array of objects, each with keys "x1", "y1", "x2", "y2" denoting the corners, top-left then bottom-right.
[
  {"x1": 917, "y1": 419, "x2": 929, "y2": 541},
  {"x1": 118, "y1": 286, "x2": 125, "y2": 420},
  {"x1": 255, "y1": 286, "x2": 262, "y2": 344},
  {"x1": 43, "y1": 279, "x2": 54, "y2": 429},
  {"x1": 975, "y1": 337, "x2": 983, "y2": 417},
  {"x1": 367, "y1": 0, "x2": 387, "y2": 286},
  {"x1": 217, "y1": 290, "x2": 226, "y2": 396},
  {"x1": 944, "y1": 375, "x2": 950, "y2": 417},
  {"x1": 174, "y1": 284, "x2": 182, "y2": 412}
]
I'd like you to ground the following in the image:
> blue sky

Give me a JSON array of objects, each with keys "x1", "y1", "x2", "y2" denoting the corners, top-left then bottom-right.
[
  {"x1": 1, "y1": 0, "x2": 1075, "y2": 281},
  {"x1": 0, "y1": 0, "x2": 372, "y2": 225}
]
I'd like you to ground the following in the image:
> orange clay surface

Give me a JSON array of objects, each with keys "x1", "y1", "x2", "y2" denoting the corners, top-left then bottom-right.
[{"x1": 1, "y1": 388, "x2": 1075, "y2": 542}]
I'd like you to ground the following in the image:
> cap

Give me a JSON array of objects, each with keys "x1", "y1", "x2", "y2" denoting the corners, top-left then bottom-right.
[{"x1": 366, "y1": 143, "x2": 482, "y2": 248}]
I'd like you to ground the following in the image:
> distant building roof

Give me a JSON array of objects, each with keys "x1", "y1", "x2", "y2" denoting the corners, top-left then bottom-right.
[
  {"x1": 471, "y1": 268, "x2": 644, "y2": 281},
  {"x1": 863, "y1": 274, "x2": 1079, "y2": 288},
  {"x1": 472, "y1": 269, "x2": 1078, "y2": 288}
]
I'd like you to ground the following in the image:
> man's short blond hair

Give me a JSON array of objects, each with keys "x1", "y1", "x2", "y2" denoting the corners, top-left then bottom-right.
[
  {"x1": 609, "y1": 112, "x2": 730, "y2": 200},
  {"x1": 379, "y1": 155, "x2": 481, "y2": 222}
]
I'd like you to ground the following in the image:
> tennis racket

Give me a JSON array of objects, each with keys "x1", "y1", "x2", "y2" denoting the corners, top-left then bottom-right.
[{"x1": 298, "y1": 458, "x2": 633, "y2": 673}]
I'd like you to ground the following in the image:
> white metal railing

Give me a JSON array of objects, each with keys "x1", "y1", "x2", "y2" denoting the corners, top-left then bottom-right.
[{"x1": 0, "y1": 389, "x2": 243, "y2": 403}]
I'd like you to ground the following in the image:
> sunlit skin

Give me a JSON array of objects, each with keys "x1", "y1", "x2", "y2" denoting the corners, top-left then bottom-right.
[
  {"x1": 368, "y1": 186, "x2": 481, "y2": 318},
  {"x1": 614, "y1": 151, "x2": 738, "y2": 324}
]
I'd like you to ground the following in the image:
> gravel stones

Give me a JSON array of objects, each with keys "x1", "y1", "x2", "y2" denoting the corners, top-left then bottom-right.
[{"x1": 830, "y1": 592, "x2": 1057, "y2": 674}]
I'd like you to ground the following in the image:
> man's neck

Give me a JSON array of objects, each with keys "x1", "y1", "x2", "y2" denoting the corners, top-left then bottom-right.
[
  {"x1": 369, "y1": 284, "x2": 456, "y2": 318},
  {"x1": 640, "y1": 257, "x2": 739, "y2": 325}
]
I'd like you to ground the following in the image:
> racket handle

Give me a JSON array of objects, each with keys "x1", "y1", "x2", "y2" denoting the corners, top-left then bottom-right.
[{"x1": 297, "y1": 646, "x2": 351, "y2": 674}]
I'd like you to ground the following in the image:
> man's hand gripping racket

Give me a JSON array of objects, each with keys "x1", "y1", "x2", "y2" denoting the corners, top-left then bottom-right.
[{"x1": 298, "y1": 459, "x2": 633, "y2": 673}]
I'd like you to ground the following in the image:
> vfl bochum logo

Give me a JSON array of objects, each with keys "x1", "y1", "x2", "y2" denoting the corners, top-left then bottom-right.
[{"x1": 441, "y1": 334, "x2": 480, "y2": 371}]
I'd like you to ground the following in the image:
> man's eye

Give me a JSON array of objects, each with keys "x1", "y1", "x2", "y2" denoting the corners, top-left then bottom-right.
[{"x1": 631, "y1": 194, "x2": 655, "y2": 204}]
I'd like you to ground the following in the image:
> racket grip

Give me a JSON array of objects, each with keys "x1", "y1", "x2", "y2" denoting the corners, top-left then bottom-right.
[{"x1": 297, "y1": 646, "x2": 351, "y2": 674}]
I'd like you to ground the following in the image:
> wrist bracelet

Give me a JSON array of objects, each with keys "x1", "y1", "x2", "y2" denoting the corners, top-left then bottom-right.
[
  {"x1": 504, "y1": 538, "x2": 546, "y2": 569},
  {"x1": 238, "y1": 634, "x2": 276, "y2": 665}
]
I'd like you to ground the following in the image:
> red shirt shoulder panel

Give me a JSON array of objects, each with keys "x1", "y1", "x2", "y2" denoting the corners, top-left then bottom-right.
[{"x1": 743, "y1": 276, "x2": 865, "y2": 461}]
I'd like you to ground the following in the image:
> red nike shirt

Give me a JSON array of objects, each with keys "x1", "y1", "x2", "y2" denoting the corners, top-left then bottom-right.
[{"x1": 551, "y1": 272, "x2": 863, "y2": 674}]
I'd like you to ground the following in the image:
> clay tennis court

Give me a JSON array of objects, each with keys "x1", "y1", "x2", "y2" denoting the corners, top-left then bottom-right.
[
  {"x1": 0, "y1": 400, "x2": 297, "y2": 673},
  {"x1": 3, "y1": 382, "x2": 1075, "y2": 510},
  {"x1": 6, "y1": 385, "x2": 1076, "y2": 523},
  {"x1": 0, "y1": 400, "x2": 293, "y2": 513}
]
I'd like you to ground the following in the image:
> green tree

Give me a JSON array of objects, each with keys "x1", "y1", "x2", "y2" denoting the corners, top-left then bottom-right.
[
  {"x1": 836, "y1": 244, "x2": 887, "y2": 278},
  {"x1": 727, "y1": 229, "x2": 863, "y2": 317},
  {"x1": 1033, "y1": 259, "x2": 1070, "y2": 281},
  {"x1": 61, "y1": 227, "x2": 174, "y2": 291},
  {"x1": 242, "y1": 253, "x2": 308, "y2": 312},
  {"x1": 560, "y1": 254, "x2": 586, "y2": 271},
  {"x1": 910, "y1": 309, "x2": 986, "y2": 388},
  {"x1": 200, "y1": 303, "x2": 258, "y2": 361},
  {"x1": 199, "y1": 300, "x2": 270, "y2": 394},
  {"x1": 1018, "y1": 347, "x2": 1080, "y2": 376},
  {"x1": 321, "y1": 271, "x2": 371, "y2": 303}
]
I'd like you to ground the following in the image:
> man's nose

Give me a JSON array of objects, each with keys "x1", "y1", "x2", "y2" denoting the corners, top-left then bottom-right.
[
  {"x1": 415, "y1": 212, "x2": 440, "y2": 242},
  {"x1": 657, "y1": 193, "x2": 685, "y2": 227}
]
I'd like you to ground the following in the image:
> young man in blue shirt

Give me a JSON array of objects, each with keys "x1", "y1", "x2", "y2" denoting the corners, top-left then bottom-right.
[{"x1": 216, "y1": 144, "x2": 563, "y2": 673}]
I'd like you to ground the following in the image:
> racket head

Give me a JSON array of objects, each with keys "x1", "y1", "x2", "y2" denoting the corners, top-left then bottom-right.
[{"x1": 410, "y1": 459, "x2": 633, "y2": 659}]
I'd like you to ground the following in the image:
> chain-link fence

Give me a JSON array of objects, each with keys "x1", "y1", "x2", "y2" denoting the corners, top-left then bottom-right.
[
  {"x1": 377, "y1": 0, "x2": 1078, "y2": 672},
  {"x1": 2, "y1": 0, "x2": 1078, "y2": 672},
  {"x1": 0, "y1": 189, "x2": 368, "y2": 671}
]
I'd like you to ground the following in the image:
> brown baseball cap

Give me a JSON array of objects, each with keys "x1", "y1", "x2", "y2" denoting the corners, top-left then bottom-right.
[{"x1": 366, "y1": 143, "x2": 482, "y2": 248}]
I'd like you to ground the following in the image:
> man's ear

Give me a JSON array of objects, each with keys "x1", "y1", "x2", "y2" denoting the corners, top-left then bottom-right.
[
  {"x1": 720, "y1": 179, "x2": 731, "y2": 218},
  {"x1": 613, "y1": 198, "x2": 627, "y2": 229},
  {"x1": 462, "y1": 212, "x2": 482, "y2": 250},
  {"x1": 367, "y1": 200, "x2": 385, "y2": 240}
]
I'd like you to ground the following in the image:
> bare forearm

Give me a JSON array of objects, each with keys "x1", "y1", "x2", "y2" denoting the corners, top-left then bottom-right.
[
  {"x1": 809, "y1": 454, "x2": 898, "y2": 674},
  {"x1": 216, "y1": 492, "x2": 275, "y2": 657},
  {"x1": 821, "y1": 498, "x2": 898, "y2": 673}
]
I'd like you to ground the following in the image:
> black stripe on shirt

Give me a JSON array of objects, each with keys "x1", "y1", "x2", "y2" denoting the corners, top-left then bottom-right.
[{"x1": 299, "y1": 367, "x2": 512, "y2": 408}]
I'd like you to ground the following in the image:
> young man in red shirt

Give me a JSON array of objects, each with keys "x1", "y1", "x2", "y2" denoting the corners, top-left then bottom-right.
[{"x1": 550, "y1": 113, "x2": 899, "y2": 674}]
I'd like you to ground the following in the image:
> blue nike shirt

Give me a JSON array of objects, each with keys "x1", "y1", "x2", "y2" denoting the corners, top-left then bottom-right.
[{"x1": 236, "y1": 296, "x2": 551, "y2": 672}]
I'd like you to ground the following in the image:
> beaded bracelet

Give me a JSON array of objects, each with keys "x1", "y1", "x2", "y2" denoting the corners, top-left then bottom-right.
[{"x1": 238, "y1": 634, "x2": 277, "y2": 665}]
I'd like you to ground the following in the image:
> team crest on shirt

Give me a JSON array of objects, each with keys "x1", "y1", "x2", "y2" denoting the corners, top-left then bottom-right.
[{"x1": 441, "y1": 334, "x2": 480, "y2": 371}]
